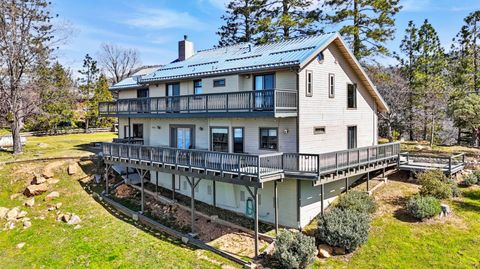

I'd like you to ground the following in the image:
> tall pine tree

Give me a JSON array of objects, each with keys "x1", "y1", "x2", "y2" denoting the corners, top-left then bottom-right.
[
  {"x1": 216, "y1": 0, "x2": 268, "y2": 46},
  {"x1": 322, "y1": 0, "x2": 401, "y2": 60},
  {"x1": 78, "y1": 54, "x2": 100, "y2": 132}
]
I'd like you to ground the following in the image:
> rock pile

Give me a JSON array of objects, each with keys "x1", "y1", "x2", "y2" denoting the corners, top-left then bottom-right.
[
  {"x1": 0, "y1": 206, "x2": 31, "y2": 230},
  {"x1": 56, "y1": 212, "x2": 82, "y2": 225}
]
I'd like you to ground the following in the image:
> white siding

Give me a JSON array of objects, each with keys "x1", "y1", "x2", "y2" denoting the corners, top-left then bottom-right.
[{"x1": 297, "y1": 43, "x2": 377, "y2": 154}]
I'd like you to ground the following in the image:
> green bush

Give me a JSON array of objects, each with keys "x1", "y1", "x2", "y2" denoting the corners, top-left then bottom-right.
[
  {"x1": 271, "y1": 230, "x2": 317, "y2": 269},
  {"x1": 336, "y1": 191, "x2": 377, "y2": 214},
  {"x1": 406, "y1": 195, "x2": 441, "y2": 220},
  {"x1": 464, "y1": 174, "x2": 478, "y2": 186},
  {"x1": 418, "y1": 170, "x2": 452, "y2": 199},
  {"x1": 473, "y1": 171, "x2": 480, "y2": 184},
  {"x1": 451, "y1": 184, "x2": 462, "y2": 198},
  {"x1": 315, "y1": 208, "x2": 370, "y2": 253}
]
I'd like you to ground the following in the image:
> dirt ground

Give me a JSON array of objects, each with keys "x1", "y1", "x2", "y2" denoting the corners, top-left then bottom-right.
[{"x1": 113, "y1": 184, "x2": 268, "y2": 259}]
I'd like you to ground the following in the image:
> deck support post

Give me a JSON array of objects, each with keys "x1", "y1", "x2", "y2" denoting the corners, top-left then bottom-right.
[
  {"x1": 213, "y1": 180, "x2": 216, "y2": 207},
  {"x1": 104, "y1": 164, "x2": 111, "y2": 196},
  {"x1": 382, "y1": 167, "x2": 386, "y2": 179},
  {"x1": 366, "y1": 172, "x2": 370, "y2": 192},
  {"x1": 274, "y1": 180, "x2": 279, "y2": 235},
  {"x1": 245, "y1": 186, "x2": 259, "y2": 257},
  {"x1": 155, "y1": 171, "x2": 159, "y2": 199},
  {"x1": 186, "y1": 176, "x2": 202, "y2": 234},
  {"x1": 172, "y1": 175, "x2": 175, "y2": 200},
  {"x1": 135, "y1": 168, "x2": 148, "y2": 214},
  {"x1": 345, "y1": 177, "x2": 349, "y2": 193},
  {"x1": 320, "y1": 184, "x2": 324, "y2": 216}
]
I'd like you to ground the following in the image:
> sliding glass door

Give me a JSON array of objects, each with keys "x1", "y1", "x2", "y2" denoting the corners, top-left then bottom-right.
[{"x1": 254, "y1": 74, "x2": 275, "y2": 110}]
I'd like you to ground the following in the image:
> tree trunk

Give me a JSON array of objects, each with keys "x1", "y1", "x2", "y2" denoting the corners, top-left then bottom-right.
[
  {"x1": 430, "y1": 115, "x2": 435, "y2": 147},
  {"x1": 386, "y1": 119, "x2": 393, "y2": 142},
  {"x1": 352, "y1": 0, "x2": 360, "y2": 58},
  {"x1": 85, "y1": 118, "x2": 89, "y2": 133},
  {"x1": 11, "y1": 116, "x2": 23, "y2": 154}
]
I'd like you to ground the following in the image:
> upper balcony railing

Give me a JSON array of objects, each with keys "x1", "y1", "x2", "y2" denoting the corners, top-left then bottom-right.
[
  {"x1": 99, "y1": 89, "x2": 297, "y2": 118},
  {"x1": 102, "y1": 142, "x2": 401, "y2": 184}
]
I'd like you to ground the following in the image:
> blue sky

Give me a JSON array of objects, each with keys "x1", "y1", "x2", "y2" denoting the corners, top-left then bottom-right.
[{"x1": 52, "y1": 0, "x2": 480, "y2": 71}]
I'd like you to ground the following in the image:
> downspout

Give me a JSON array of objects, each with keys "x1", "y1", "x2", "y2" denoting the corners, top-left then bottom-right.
[{"x1": 295, "y1": 68, "x2": 301, "y2": 229}]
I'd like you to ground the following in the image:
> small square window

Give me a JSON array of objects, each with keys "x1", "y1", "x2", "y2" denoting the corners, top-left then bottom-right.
[
  {"x1": 213, "y1": 79, "x2": 226, "y2": 87},
  {"x1": 329, "y1": 73, "x2": 335, "y2": 98},
  {"x1": 259, "y1": 128, "x2": 278, "y2": 150},
  {"x1": 314, "y1": 126, "x2": 326, "y2": 134}
]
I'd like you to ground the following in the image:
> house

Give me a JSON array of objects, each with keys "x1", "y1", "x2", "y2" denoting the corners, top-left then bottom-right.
[{"x1": 99, "y1": 33, "x2": 400, "y2": 256}]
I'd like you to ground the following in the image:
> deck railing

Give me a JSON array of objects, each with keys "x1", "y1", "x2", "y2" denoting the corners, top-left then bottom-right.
[
  {"x1": 283, "y1": 142, "x2": 401, "y2": 178},
  {"x1": 103, "y1": 143, "x2": 284, "y2": 181},
  {"x1": 399, "y1": 152, "x2": 466, "y2": 174},
  {"x1": 103, "y1": 142, "x2": 401, "y2": 181},
  {"x1": 112, "y1": 138, "x2": 144, "y2": 145},
  {"x1": 99, "y1": 89, "x2": 297, "y2": 117}
]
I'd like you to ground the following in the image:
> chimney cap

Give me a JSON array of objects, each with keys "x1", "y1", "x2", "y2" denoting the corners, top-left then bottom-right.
[{"x1": 184, "y1": 35, "x2": 188, "y2": 40}]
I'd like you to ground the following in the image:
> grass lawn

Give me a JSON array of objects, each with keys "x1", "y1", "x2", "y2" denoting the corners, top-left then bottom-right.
[
  {"x1": 0, "y1": 132, "x2": 116, "y2": 162},
  {"x1": 318, "y1": 178, "x2": 480, "y2": 268},
  {"x1": 0, "y1": 161, "x2": 239, "y2": 268}
]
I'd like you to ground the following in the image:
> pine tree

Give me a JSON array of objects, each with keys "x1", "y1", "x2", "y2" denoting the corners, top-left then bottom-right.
[
  {"x1": 322, "y1": 0, "x2": 401, "y2": 60},
  {"x1": 88, "y1": 74, "x2": 113, "y2": 128},
  {"x1": 397, "y1": 21, "x2": 419, "y2": 141},
  {"x1": 415, "y1": 20, "x2": 447, "y2": 144},
  {"x1": 78, "y1": 54, "x2": 100, "y2": 132},
  {"x1": 216, "y1": 0, "x2": 268, "y2": 46},
  {"x1": 257, "y1": 0, "x2": 322, "y2": 43}
]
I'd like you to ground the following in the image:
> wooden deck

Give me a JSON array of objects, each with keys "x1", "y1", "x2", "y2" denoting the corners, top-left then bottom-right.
[
  {"x1": 102, "y1": 142, "x2": 401, "y2": 187},
  {"x1": 398, "y1": 153, "x2": 466, "y2": 175}
]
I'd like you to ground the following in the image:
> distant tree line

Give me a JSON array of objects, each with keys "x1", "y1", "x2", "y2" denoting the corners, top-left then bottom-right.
[{"x1": 218, "y1": 1, "x2": 480, "y2": 146}]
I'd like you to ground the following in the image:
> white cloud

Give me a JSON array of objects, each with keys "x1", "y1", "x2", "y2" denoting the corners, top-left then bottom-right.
[
  {"x1": 124, "y1": 7, "x2": 206, "y2": 30},
  {"x1": 401, "y1": 0, "x2": 432, "y2": 12}
]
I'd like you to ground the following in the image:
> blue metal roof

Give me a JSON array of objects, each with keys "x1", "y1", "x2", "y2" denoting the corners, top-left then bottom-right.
[{"x1": 139, "y1": 32, "x2": 337, "y2": 83}]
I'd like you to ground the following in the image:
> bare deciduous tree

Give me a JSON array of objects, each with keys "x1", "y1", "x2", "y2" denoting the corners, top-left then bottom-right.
[
  {"x1": 0, "y1": 0, "x2": 54, "y2": 154},
  {"x1": 98, "y1": 43, "x2": 141, "y2": 84}
]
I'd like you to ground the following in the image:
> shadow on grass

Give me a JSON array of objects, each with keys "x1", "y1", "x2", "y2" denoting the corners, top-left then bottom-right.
[
  {"x1": 382, "y1": 195, "x2": 420, "y2": 223},
  {"x1": 73, "y1": 143, "x2": 103, "y2": 155},
  {"x1": 452, "y1": 189, "x2": 480, "y2": 214}
]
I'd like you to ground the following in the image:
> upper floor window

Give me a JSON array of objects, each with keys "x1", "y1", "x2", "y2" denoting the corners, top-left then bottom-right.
[
  {"x1": 193, "y1": 80, "x2": 202, "y2": 94},
  {"x1": 233, "y1": 127, "x2": 244, "y2": 153},
  {"x1": 259, "y1": 128, "x2": 278, "y2": 150},
  {"x1": 213, "y1": 79, "x2": 226, "y2": 87},
  {"x1": 329, "y1": 74, "x2": 335, "y2": 98},
  {"x1": 347, "y1": 83, "x2": 357, "y2": 108},
  {"x1": 306, "y1": 70, "x2": 313, "y2": 97},
  {"x1": 132, "y1": 124, "x2": 143, "y2": 138},
  {"x1": 137, "y1": 88, "x2": 149, "y2": 98},
  {"x1": 254, "y1": 74, "x2": 275, "y2": 90}
]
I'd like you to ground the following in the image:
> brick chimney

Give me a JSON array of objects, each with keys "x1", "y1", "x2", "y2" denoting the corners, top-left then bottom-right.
[{"x1": 178, "y1": 35, "x2": 194, "y2": 61}]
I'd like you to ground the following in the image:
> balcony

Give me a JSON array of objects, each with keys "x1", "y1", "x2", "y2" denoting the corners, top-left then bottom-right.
[
  {"x1": 99, "y1": 89, "x2": 297, "y2": 119},
  {"x1": 102, "y1": 142, "x2": 401, "y2": 187}
]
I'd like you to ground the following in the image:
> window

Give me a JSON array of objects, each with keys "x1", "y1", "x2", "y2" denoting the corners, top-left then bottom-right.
[
  {"x1": 137, "y1": 88, "x2": 149, "y2": 98},
  {"x1": 132, "y1": 124, "x2": 143, "y2": 138},
  {"x1": 211, "y1": 127, "x2": 229, "y2": 152},
  {"x1": 213, "y1": 79, "x2": 226, "y2": 87},
  {"x1": 329, "y1": 74, "x2": 335, "y2": 98},
  {"x1": 306, "y1": 70, "x2": 313, "y2": 97},
  {"x1": 348, "y1": 126, "x2": 357, "y2": 149},
  {"x1": 233, "y1": 127, "x2": 244, "y2": 153},
  {"x1": 254, "y1": 74, "x2": 275, "y2": 90},
  {"x1": 314, "y1": 126, "x2": 326, "y2": 135},
  {"x1": 259, "y1": 128, "x2": 278, "y2": 150},
  {"x1": 193, "y1": 80, "x2": 202, "y2": 94},
  {"x1": 347, "y1": 83, "x2": 357, "y2": 108}
]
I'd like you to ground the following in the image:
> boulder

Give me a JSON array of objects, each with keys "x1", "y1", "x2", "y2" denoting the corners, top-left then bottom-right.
[
  {"x1": 31, "y1": 174, "x2": 46, "y2": 185},
  {"x1": 333, "y1": 247, "x2": 346, "y2": 255},
  {"x1": 17, "y1": 211, "x2": 28, "y2": 219},
  {"x1": 24, "y1": 183, "x2": 48, "y2": 197},
  {"x1": 47, "y1": 178, "x2": 59, "y2": 185},
  {"x1": 5, "y1": 221, "x2": 15, "y2": 230},
  {"x1": 24, "y1": 198, "x2": 35, "y2": 207},
  {"x1": 0, "y1": 207, "x2": 9, "y2": 219},
  {"x1": 67, "y1": 214, "x2": 81, "y2": 225},
  {"x1": 55, "y1": 203, "x2": 62, "y2": 210},
  {"x1": 440, "y1": 204, "x2": 452, "y2": 218},
  {"x1": 6, "y1": 207, "x2": 20, "y2": 220},
  {"x1": 62, "y1": 213, "x2": 71, "y2": 223},
  {"x1": 45, "y1": 191, "x2": 60, "y2": 201},
  {"x1": 16, "y1": 242, "x2": 25, "y2": 249},
  {"x1": 42, "y1": 169, "x2": 54, "y2": 179},
  {"x1": 67, "y1": 163, "x2": 78, "y2": 175},
  {"x1": 318, "y1": 244, "x2": 333, "y2": 258},
  {"x1": 23, "y1": 220, "x2": 32, "y2": 229}
]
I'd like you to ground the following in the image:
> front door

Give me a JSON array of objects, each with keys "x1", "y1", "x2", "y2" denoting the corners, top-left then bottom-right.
[
  {"x1": 254, "y1": 74, "x2": 275, "y2": 110},
  {"x1": 166, "y1": 83, "x2": 180, "y2": 112}
]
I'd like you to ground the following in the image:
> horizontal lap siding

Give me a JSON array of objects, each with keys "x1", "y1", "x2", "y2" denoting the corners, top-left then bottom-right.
[{"x1": 298, "y1": 43, "x2": 376, "y2": 154}]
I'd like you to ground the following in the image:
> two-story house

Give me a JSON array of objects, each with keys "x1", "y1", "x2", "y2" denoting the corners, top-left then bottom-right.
[{"x1": 99, "y1": 33, "x2": 400, "y2": 256}]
